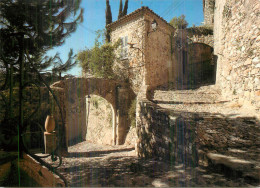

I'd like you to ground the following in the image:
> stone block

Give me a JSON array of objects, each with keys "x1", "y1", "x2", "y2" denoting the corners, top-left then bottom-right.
[
  {"x1": 244, "y1": 59, "x2": 252, "y2": 65},
  {"x1": 44, "y1": 132, "x2": 57, "y2": 154}
]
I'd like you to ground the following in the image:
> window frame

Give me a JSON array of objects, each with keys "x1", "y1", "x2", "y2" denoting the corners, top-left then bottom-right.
[{"x1": 120, "y1": 36, "x2": 128, "y2": 60}]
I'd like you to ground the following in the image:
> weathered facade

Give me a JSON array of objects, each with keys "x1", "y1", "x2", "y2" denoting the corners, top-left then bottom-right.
[
  {"x1": 213, "y1": 0, "x2": 260, "y2": 114},
  {"x1": 203, "y1": 0, "x2": 215, "y2": 26},
  {"x1": 135, "y1": 1, "x2": 260, "y2": 180},
  {"x1": 107, "y1": 7, "x2": 176, "y2": 94},
  {"x1": 108, "y1": 7, "x2": 216, "y2": 93}
]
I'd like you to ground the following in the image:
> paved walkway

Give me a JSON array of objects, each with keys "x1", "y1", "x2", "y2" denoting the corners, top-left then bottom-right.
[{"x1": 43, "y1": 141, "x2": 258, "y2": 187}]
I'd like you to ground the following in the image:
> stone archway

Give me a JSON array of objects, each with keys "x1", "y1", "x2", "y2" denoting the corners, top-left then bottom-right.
[
  {"x1": 185, "y1": 43, "x2": 215, "y2": 87},
  {"x1": 51, "y1": 77, "x2": 135, "y2": 150}
]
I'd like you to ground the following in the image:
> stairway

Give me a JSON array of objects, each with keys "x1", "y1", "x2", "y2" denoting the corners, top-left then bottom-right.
[
  {"x1": 152, "y1": 85, "x2": 223, "y2": 104},
  {"x1": 150, "y1": 85, "x2": 260, "y2": 183}
]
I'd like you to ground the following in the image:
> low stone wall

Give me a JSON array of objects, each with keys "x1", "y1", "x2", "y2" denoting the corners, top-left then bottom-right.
[
  {"x1": 0, "y1": 152, "x2": 65, "y2": 187},
  {"x1": 136, "y1": 99, "x2": 260, "y2": 180},
  {"x1": 135, "y1": 100, "x2": 198, "y2": 166}
]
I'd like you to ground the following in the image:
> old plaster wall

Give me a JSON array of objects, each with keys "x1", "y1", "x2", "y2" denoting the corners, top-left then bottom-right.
[
  {"x1": 214, "y1": 0, "x2": 260, "y2": 114},
  {"x1": 144, "y1": 12, "x2": 175, "y2": 90},
  {"x1": 110, "y1": 16, "x2": 146, "y2": 94}
]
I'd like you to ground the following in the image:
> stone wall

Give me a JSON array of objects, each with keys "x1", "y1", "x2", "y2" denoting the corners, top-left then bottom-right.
[
  {"x1": 186, "y1": 27, "x2": 214, "y2": 47},
  {"x1": 110, "y1": 16, "x2": 146, "y2": 94},
  {"x1": 0, "y1": 152, "x2": 65, "y2": 186},
  {"x1": 203, "y1": 0, "x2": 215, "y2": 26},
  {"x1": 110, "y1": 7, "x2": 175, "y2": 94},
  {"x1": 85, "y1": 95, "x2": 114, "y2": 145},
  {"x1": 135, "y1": 100, "x2": 198, "y2": 166},
  {"x1": 144, "y1": 12, "x2": 175, "y2": 90},
  {"x1": 191, "y1": 34, "x2": 214, "y2": 47},
  {"x1": 214, "y1": 0, "x2": 260, "y2": 115},
  {"x1": 135, "y1": 99, "x2": 260, "y2": 180}
]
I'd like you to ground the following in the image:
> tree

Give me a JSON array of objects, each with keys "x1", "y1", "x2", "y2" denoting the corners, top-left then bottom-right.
[
  {"x1": 118, "y1": 0, "x2": 123, "y2": 19},
  {"x1": 107, "y1": 0, "x2": 129, "y2": 42},
  {"x1": 0, "y1": 0, "x2": 83, "y2": 154},
  {"x1": 169, "y1": 14, "x2": 188, "y2": 29},
  {"x1": 105, "y1": 0, "x2": 112, "y2": 42},
  {"x1": 52, "y1": 49, "x2": 78, "y2": 79},
  {"x1": 78, "y1": 30, "x2": 121, "y2": 79},
  {"x1": 118, "y1": 0, "x2": 129, "y2": 19},
  {"x1": 122, "y1": 0, "x2": 129, "y2": 17}
]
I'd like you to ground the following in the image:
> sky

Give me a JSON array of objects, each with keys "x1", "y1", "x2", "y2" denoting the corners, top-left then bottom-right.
[{"x1": 47, "y1": 0, "x2": 204, "y2": 76}]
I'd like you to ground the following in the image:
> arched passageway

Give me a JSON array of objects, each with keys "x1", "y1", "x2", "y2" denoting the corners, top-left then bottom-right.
[{"x1": 51, "y1": 77, "x2": 135, "y2": 150}]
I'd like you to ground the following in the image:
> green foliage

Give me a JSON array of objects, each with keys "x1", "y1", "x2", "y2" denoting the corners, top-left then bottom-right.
[
  {"x1": 0, "y1": 0, "x2": 83, "y2": 151},
  {"x1": 118, "y1": 0, "x2": 129, "y2": 19},
  {"x1": 52, "y1": 49, "x2": 78, "y2": 79},
  {"x1": 169, "y1": 14, "x2": 188, "y2": 29},
  {"x1": 106, "y1": 0, "x2": 112, "y2": 42},
  {"x1": 106, "y1": 0, "x2": 112, "y2": 25},
  {"x1": 186, "y1": 25, "x2": 213, "y2": 37},
  {"x1": 78, "y1": 30, "x2": 121, "y2": 79},
  {"x1": 122, "y1": 0, "x2": 129, "y2": 17},
  {"x1": 118, "y1": 0, "x2": 123, "y2": 19},
  {"x1": 128, "y1": 98, "x2": 136, "y2": 128}
]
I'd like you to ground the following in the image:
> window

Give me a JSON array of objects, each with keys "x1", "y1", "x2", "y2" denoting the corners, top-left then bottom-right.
[{"x1": 120, "y1": 36, "x2": 128, "y2": 59}]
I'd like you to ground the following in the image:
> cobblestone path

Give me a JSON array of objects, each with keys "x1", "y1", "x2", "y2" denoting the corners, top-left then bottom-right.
[{"x1": 45, "y1": 141, "x2": 258, "y2": 187}]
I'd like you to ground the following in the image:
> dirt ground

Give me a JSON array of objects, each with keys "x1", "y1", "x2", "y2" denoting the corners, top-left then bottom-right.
[{"x1": 43, "y1": 141, "x2": 258, "y2": 187}]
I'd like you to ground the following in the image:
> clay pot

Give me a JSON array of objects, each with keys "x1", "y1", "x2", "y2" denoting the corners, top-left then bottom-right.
[{"x1": 45, "y1": 115, "x2": 55, "y2": 133}]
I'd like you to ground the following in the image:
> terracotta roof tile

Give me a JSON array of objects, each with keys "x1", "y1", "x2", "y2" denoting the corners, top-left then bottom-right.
[{"x1": 106, "y1": 6, "x2": 174, "y2": 30}]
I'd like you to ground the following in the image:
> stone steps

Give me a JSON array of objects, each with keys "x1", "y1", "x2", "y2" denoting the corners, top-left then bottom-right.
[
  {"x1": 206, "y1": 152, "x2": 260, "y2": 181},
  {"x1": 152, "y1": 85, "x2": 225, "y2": 104}
]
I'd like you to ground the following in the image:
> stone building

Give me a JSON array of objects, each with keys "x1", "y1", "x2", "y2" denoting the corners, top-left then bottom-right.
[
  {"x1": 107, "y1": 6, "x2": 216, "y2": 94},
  {"x1": 107, "y1": 7, "x2": 176, "y2": 95}
]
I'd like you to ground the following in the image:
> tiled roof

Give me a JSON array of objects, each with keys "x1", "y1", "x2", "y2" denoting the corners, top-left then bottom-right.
[{"x1": 106, "y1": 6, "x2": 174, "y2": 30}]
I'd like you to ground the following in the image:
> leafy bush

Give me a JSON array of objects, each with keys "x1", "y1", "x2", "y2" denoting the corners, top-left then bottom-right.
[
  {"x1": 169, "y1": 15, "x2": 188, "y2": 29},
  {"x1": 77, "y1": 30, "x2": 121, "y2": 79}
]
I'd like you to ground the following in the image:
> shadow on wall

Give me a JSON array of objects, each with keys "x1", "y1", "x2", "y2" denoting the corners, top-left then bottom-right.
[
  {"x1": 182, "y1": 43, "x2": 216, "y2": 89},
  {"x1": 155, "y1": 43, "x2": 217, "y2": 91}
]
